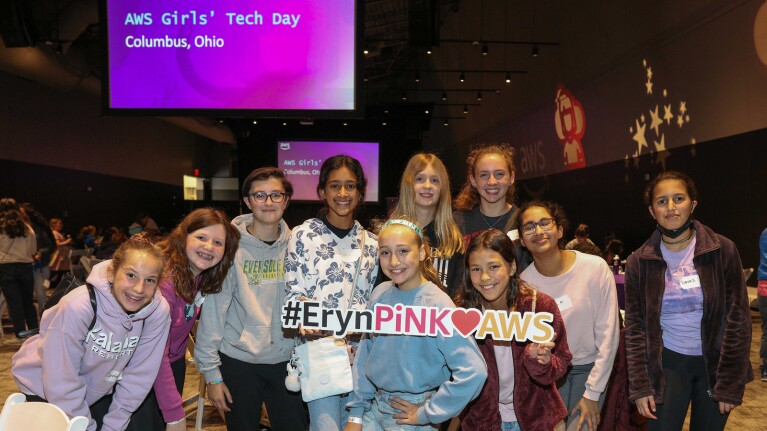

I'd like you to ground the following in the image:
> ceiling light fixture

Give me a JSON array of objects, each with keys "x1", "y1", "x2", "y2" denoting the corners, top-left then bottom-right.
[
  {"x1": 463, "y1": 105, "x2": 469, "y2": 114},
  {"x1": 415, "y1": 73, "x2": 421, "y2": 83},
  {"x1": 532, "y1": 44, "x2": 539, "y2": 57},
  {"x1": 482, "y1": 44, "x2": 488, "y2": 56},
  {"x1": 443, "y1": 119, "x2": 449, "y2": 126},
  {"x1": 459, "y1": 72, "x2": 465, "y2": 83},
  {"x1": 441, "y1": 92, "x2": 447, "y2": 101},
  {"x1": 505, "y1": 72, "x2": 511, "y2": 83},
  {"x1": 477, "y1": 91, "x2": 483, "y2": 101}
]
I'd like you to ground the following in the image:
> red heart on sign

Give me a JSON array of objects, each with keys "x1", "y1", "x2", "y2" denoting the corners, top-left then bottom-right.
[{"x1": 450, "y1": 308, "x2": 482, "y2": 337}]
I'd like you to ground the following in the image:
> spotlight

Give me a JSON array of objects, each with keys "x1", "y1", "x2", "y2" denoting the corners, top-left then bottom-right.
[
  {"x1": 482, "y1": 44, "x2": 488, "y2": 56},
  {"x1": 477, "y1": 91, "x2": 483, "y2": 101},
  {"x1": 441, "y1": 91, "x2": 447, "y2": 101},
  {"x1": 443, "y1": 119, "x2": 449, "y2": 126},
  {"x1": 532, "y1": 45, "x2": 539, "y2": 57},
  {"x1": 363, "y1": 48, "x2": 369, "y2": 55},
  {"x1": 402, "y1": 92, "x2": 408, "y2": 101},
  {"x1": 463, "y1": 105, "x2": 468, "y2": 114},
  {"x1": 505, "y1": 72, "x2": 511, "y2": 83},
  {"x1": 459, "y1": 72, "x2": 465, "y2": 83},
  {"x1": 252, "y1": 120, "x2": 258, "y2": 125},
  {"x1": 415, "y1": 73, "x2": 421, "y2": 83},
  {"x1": 426, "y1": 49, "x2": 432, "y2": 55}
]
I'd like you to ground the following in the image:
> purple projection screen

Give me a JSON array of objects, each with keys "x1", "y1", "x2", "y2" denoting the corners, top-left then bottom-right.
[
  {"x1": 101, "y1": 0, "x2": 359, "y2": 115},
  {"x1": 277, "y1": 141, "x2": 379, "y2": 202}
]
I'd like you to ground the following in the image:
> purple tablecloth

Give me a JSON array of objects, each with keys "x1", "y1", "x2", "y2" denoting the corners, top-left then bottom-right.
[{"x1": 614, "y1": 273, "x2": 625, "y2": 309}]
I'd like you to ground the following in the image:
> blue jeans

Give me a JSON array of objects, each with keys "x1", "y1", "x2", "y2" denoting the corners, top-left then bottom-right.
[
  {"x1": 308, "y1": 393, "x2": 350, "y2": 431},
  {"x1": 501, "y1": 421, "x2": 522, "y2": 431},
  {"x1": 362, "y1": 390, "x2": 438, "y2": 431}
]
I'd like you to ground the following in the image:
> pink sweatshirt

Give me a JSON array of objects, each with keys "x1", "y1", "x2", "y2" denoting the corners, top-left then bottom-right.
[{"x1": 153, "y1": 275, "x2": 202, "y2": 423}]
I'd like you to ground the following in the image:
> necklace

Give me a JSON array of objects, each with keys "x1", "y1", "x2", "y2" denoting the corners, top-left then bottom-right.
[
  {"x1": 662, "y1": 229, "x2": 693, "y2": 245},
  {"x1": 480, "y1": 211, "x2": 505, "y2": 229}
]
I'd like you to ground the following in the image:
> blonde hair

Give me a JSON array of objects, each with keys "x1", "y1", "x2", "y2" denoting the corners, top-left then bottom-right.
[
  {"x1": 379, "y1": 216, "x2": 443, "y2": 290},
  {"x1": 453, "y1": 144, "x2": 516, "y2": 211},
  {"x1": 393, "y1": 153, "x2": 464, "y2": 258}
]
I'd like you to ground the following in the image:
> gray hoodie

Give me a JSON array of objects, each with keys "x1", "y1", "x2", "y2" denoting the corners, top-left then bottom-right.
[{"x1": 195, "y1": 214, "x2": 295, "y2": 383}]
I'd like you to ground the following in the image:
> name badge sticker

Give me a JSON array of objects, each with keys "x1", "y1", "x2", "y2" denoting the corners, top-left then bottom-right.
[
  {"x1": 105, "y1": 370, "x2": 123, "y2": 383},
  {"x1": 555, "y1": 294, "x2": 574, "y2": 312},
  {"x1": 679, "y1": 274, "x2": 701, "y2": 289}
]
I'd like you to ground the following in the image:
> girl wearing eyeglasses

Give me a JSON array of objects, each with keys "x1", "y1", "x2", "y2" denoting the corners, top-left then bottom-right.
[
  {"x1": 195, "y1": 167, "x2": 308, "y2": 431},
  {"x1": 285, "y1": 155, "x2": 379, "y2": 431},
  {"x1": 624, "y1": 171, "x2": 751, "y2": 431},
  {"x1": 453, "y1": 145, "x2": 532, "y2": 273},
  {"x1": 516, "y1": 201, "x2": 619, "y2": 431}
]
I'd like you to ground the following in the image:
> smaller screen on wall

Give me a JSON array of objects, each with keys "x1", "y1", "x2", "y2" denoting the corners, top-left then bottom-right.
[{"x1": 277, "y1": 141, "x2": 379, "y2": 202}]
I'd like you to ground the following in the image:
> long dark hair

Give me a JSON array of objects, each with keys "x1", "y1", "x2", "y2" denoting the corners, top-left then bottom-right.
[
  {"x1": 0, "y1": 198, "x2": 29, "y2": 238},
  {"x1": 158, "y1": 208, "x2": 240, "y2": 302},
  {"x1": 457, "y1": 229, "x2": 533, "y2": 311}
]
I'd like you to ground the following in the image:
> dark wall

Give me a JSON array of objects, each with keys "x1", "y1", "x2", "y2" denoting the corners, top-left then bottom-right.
[
  {"x1": 516, "y1": 127, "x2": 767, "y2": 275},
  {"x1": 0, "y1": 159, "x2": 187, "y2": 234}
]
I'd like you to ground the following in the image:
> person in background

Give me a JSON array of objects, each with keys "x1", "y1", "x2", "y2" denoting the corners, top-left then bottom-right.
[
  {"x1": 49, "y1": 217, "x2": 74, "y2": 286},
  {"x1": 759, "y1": 227, "x2": 767, "y2": 382},
  {"x1": 565, "y1": 224, "x2": 598, "y2": 252},
  {"x1": 518, "y1": 201, "x2": 619, "y2": 431},
  {"x1": 96, "y1": 227, "x2": 127, "y2": 260},
  {"x1": 603, "y1": 239, "x2": 624, "y2": 268},
  {"x1": 126, "y1": 208, "x2": 239, "y2": 431},
  {"x1": 20, "y1": 203, "x2": 55, "y2": 317},
  {"x1": 196, "y1": 167, "x2": 307, "y2": 431},
  {"x1": 624, "y1": 171, "x2": 752, "y2": 431},
  {"x1": 459, "y1": 229, "x2": 571, "y2": 431},
  {"x1": 392, "y1": 153, "x2": 465, "y2": 299},
  {"x1": 140, "y1": 213, "x2": 161, "y2": 235},
  {"x1": 12, "y1": 235, "x2": 171, "y2": 431},
  {"x1": 285, "y1": 155, "x2": 379, "y2": 431},
  {"x1": 76, "y1": 225, "x2": 99, "y2": 250},
  {"x1": 453, "y1": 144, "x2": 531, "y2": 272},
  {"x1": 0, "y1": 198, "x2": 39, "y2": 339}
]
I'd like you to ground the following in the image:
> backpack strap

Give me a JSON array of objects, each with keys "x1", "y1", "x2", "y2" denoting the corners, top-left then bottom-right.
[{"x1": 85, "y1": 283, "x2": 98, "y2": 331}]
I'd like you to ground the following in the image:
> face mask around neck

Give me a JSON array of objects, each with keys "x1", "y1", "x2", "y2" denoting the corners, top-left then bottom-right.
[{"x1": 657, "y1": 218, "x2": 693, "y2": 238}]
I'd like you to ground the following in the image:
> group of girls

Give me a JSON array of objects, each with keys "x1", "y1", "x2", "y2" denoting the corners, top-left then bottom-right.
[{"x1": 8, "y1": 143, "x2": 752, "y2": 431}]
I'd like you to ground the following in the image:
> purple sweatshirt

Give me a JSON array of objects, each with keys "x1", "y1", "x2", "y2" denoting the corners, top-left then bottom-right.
[
  {"x1": 153, "y1": 275, "x2": 201, "y2": 423},
  {"x1": 12, "y1": 260, "x2": 171, "y2": 431}
]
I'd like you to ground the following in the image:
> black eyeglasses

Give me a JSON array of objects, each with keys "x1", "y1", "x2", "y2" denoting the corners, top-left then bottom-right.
[
  {"x1": 249, "y1": 191, "x2": 287, "y2": 203},
  {"x1": 519, "y1": 218, "x2": 555, "y2": 236}
]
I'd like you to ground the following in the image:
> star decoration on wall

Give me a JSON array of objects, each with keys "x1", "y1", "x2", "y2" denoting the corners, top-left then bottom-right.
[
  {"x1": 677, "y1": 115, "x2": 685, "y2": 127},
  {"x1": 633, "y1": 119, "x2": 649, "y2": 155},
  {"x1": 646, "y1": 79, "x2": 653, "y2": 94},
  {"x1": 663, "y1": 104, "x2": 673, "y2": 125},
  {"x1": 679, "y1": 101, "x2": 687, "y2": 115},
  {"x1": 654, "y1": 134, "x2": 666, "y2": 151},
  {"x1": 649, "y1": 105, "x2": 663, "y2": 136}
]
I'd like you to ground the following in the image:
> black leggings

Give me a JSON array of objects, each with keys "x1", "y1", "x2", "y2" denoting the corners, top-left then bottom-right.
[
  {"x1": 219, "y1": 353, "x2": 307, "y2": 431},
  {"x1": 648, "y1": 348, "x2": 729, "y2": 431}
]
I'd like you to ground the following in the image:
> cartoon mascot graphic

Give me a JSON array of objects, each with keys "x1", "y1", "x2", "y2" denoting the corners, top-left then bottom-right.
[{"x1": 554, "y1": 85, "x2": 586, "y2": 170}]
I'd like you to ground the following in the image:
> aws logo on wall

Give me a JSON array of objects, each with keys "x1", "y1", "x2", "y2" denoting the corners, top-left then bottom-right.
[{"x1": 554, "y1": 85, "x2": 586, "y2": 170}]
